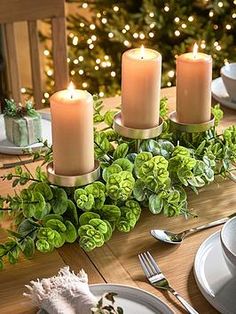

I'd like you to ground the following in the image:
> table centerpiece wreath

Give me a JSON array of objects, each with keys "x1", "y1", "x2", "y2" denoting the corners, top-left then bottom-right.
[{"x1": 0, "y1": 96, "x2": 236, "y2": 268}]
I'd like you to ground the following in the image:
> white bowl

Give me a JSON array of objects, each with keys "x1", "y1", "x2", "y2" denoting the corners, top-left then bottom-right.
[
  {"x1": 221, "y1": 63, "x2": 236, "y2": 102},
  {"x1": 220, "y1": 216, "x2": 236, "y2": 275}
]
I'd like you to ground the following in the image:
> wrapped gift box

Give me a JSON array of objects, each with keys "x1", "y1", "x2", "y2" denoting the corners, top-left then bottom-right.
[{"x1": 4, "y1": 114, "x2": 42, "y2": 147}]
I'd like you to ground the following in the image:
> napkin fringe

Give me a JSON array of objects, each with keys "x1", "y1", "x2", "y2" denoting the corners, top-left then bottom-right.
[{"x1": 24, "y1": 267, "x2": 97, "y2": 314}]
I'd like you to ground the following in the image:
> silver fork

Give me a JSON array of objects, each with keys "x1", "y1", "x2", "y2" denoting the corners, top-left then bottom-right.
[{"x1": 138, "y1": 251, "x2": 199, "y2": 314}]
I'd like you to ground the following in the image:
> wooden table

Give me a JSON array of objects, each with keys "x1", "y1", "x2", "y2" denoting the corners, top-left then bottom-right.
[{"x1": 1, "y1": 87, "x2": 236, "y2": 314}]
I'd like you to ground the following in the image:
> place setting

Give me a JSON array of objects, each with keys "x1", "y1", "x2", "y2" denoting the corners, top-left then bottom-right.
[{"x1": 1, "y1": 1, "x2": 236, "y2": 314}]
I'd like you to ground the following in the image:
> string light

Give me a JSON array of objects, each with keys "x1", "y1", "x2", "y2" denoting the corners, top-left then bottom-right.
[
  {"x1": 181, "y1": 23, "x2": 187, "y2": 29},
  {"x1": 113, "y1": 6, "x2": 119, "y2": 12},
  {"x1": 104, "y1": 55, "x2": 109, "y2": 60},
  {"x1": 67, "y1": 58, "x2": 70, "y2": 63},
  {"x1": 122, "y1": 29, "x2": 127, "y2": 34},
  {"x1": 168, "y1": 70, "x2": 175, "y2": 78},
  {"x1": 150, "y1": 22, "x2": 155, "y2": 28},
  {"x1": 133, "y1": 32, "x2": 139, "y2": 38},
  {"x1": 174, "y1": 17, "x2": 180, "y2": 23},
  {"x1": 232, "y1": 13, "x2": 236, "y2": 18},
  {"x1": 79, "y1": 70, "x2": 84, "y2": 75},
  {"x1": 149, "y1": 12, "x2": 154, "y2": 17},
  {"x1": 44, "y1": 92, "x2": 50, "y2": 98},
  {"x1": 47, "y1": 69, "x2": 53, "y2": 76},
  {"x1": 95, "y1": 66, "x2": 99, "y2": 70},
  {"x1": 188, "y1": 16, "x2": 194, "y2": 22},
  {"x1": 78, "y1": 56, "x2": 84, "y2": 62},
  {"x1": 167, "y1": 82, "x2": 172, "y2": 87},
  {"x1": 73, "y1": 59, "x2": 79, "y2": 64},
  {"x1": 149, "y1": 32, "x2": 154, "y2": 38},
  {"x1": 71, "y1": 70, "x2": 75, "y2": 75},
  {"x1": 214, "y1": 25, "x2": 219, "y2": 30},
  {"x1": 96, "y1": 58, "x2": 101, "y2": 64},
  {"x1": 216, "y1": 45, "x2": 221, "y2": 51},
  {"x1": 108, "y1": 32, "x2": 114, "y2": 38},
  {"x1": 124, "y1": 40, "x2": 130, "y2": 47},
  {"x1": 80, "y1": 23, "x2": 85, "y2": 27},
  {"x1": 226, "y1": 24, "x2": 232, "y2": 30},
  {"x1": 87, "y1": 39, "x2": 93, "y2": 44},
  {"x1": 218, "y1": 1, "x2": 223, "y2": 7},
  {"x1": 89, "y1": 44, "x2": 94, "y2": 49},
  {"x1": 111, "y1": 71, "x2": 116, "y2": 77},
  {"x1": 82, "y1": 82, "x2": 88, "y2": 88},
  {"x1": 44, "y1": 49, "x2": 49, "y2": 56},
  {"x1": 164, "y1": 5, "x2": 169, "y2": 12},
  {"x1": 21, "y1": 87, "x2": 26, "y2": 93},
  {"x1": 42, "y1": 99, "x2": 46, "y2": 104},
  {"x1": 90, "y1": 24, "x2": 96, "y2": 30},
  {"x1": 99, "y1": 92, "x2": 104, "y2": 97},
  {"x1": 82, "y1": 2, "x2": 88, "y2": 8},
  {"x1": 101, "y1": 18, "x2": 107, "y2": 24},
  {"x1": 69, "y1": 33, "x2": 74, "y2": 38},
  {"x1": 209, "y1": 11, "x2": 214, "y2": 17},
  {"x1": 72, "y1": 36, "x2": 78, "y2": 45},
  {"x1": 139, "y1": 33, "x2": 145, "y2": 39},
  {"x1": 91, "y1": 35, "x2": 97, "y2": 41},
  {"x1": 97, "y1": 13, "x2": 101, "y2": 18},
  {"x1": 175, "y1": 30, "x2": 180, "y2": 36},
  {"x1": 125, "y1": 24, "x2": 130, "y2": 30}
]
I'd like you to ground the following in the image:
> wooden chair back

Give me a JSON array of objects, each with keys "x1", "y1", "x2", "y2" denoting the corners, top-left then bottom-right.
[{"x1": 0, "y1": 0, "x2": 68, "y2": 107}]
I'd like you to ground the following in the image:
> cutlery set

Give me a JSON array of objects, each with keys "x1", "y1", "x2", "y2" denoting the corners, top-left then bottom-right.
[{"x1": 139, "y1": 213, "x2": 236, "y2": 313}]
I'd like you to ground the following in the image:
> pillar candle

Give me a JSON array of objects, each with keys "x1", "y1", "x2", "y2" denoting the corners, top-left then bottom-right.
[
  {"x1": 176, "y1": 44, "x2": 212, "y2": 124},
  {"x1": 50, "y1": 83, "x2": 94, "y2": 176},
  {"x1": 121, "y1": 46, "x2": 162, "y2": 129}
]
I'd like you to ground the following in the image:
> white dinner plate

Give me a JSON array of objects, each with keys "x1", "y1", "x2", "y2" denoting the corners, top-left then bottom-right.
[
  {"x1": 0, "y1": 112, "x2": 52, "y2": 155},
  {"x1": 194, "y1": 231, "x2": 236, "y2": 314},
  {"x1": 90, "y1": 283, "x2": 174, "y2": 314},
  {"x1": 211, "y1": 77, "x2": 236, "y2": 110}
]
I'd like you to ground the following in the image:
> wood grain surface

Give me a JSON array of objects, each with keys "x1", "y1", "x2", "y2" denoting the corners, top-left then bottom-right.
[{"x1": 0, "y1": 87, "x2": 235, "y2": 314}]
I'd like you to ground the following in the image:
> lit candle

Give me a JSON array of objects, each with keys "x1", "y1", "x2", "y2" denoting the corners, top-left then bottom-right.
[
  {"x1": 176, "y1": 43, "x2": 212, "y2": 124},
  {"x1": 50, "y1": 82, "x2": 94, "y2": 176},
  {"x1": 121, "y1": 46, "x2": 162, "y2": 129}
]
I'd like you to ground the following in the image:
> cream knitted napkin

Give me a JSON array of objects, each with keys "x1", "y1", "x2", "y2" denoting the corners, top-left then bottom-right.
[{"x1": 24, "y1": 267, "x2": 98, "y2": 314}]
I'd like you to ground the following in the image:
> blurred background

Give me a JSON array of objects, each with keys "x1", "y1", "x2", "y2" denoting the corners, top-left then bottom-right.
[{"x1": 0, "y1": 0, "x2": 236, "y2": 103}]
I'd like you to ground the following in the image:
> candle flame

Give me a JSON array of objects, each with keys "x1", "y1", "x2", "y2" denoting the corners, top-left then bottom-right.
[
  {"x1": 140, "y1": 45, "x2": 145, "y2": 59},
  {"x1": 193, "y1": 43, "x2": 198, "y2": 59},
  {"x1": 68, "y1": 81, "x2": 75, "y2": 99}
]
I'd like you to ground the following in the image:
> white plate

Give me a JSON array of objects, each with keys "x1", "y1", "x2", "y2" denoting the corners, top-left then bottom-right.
[
  {"x1": 90, "y1": 283, "x2": 174, "y2": 314},
  {"x1": 194, "y1": 231, "x2": 236, "y2": 314},
  {"x1": 211, "y1": 77, "x2": 236, "y2": 110},
  {"x1": 0, "y1": 112, "x2": 52, "y2": 155}
]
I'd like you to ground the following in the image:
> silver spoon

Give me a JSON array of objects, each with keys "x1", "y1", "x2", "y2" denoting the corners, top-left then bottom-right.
[{"x1": 151, "y1": 212, "x2": 236, "y2": 244}]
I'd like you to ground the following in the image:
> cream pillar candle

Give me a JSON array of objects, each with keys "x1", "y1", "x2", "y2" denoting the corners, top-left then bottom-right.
[
  {"x1": 176, "y1": 43, "x2": 212, "y2": 124},
  {"x1": 50, "y1": 83, "x2": 94, "y2": 176},
  {"x1": 121, "y1": 46, "x2": 162, "y2": 129}
]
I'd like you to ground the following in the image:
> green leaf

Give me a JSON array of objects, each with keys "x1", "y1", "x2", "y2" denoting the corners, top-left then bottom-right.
[
  {"x1": 17, "y1": 219, "x2": 37, "y2": 237},
  {"x1": 21, "y1": 237, "x2": 35, "y2": 258},
  {"x1": 63, "y1": 200, "x2": 78, "y2": 226},
  {"x1": 113, "y1": 158, "x2": 134, "y2": 172},
  {"x1": 79, "y1": 236, "x2": 96, "y2": 252},
  {"x1": 103, "y1": 220, "x2": 113, "y2": 242},
  {"x1": 0, "y1": 244, "x2": 6, "y2": 257},
  {"x1": 104, "y1": 110, "x2": 116, "y2": 127},
  {"x1": 74, "y1": 188, "x2": 94, "y2": 211},
  {"x1": 34, "y1": 183, "x2": 53, "y2": 201},
  {"x1": 149, "y1": 194, "x2": 163, "y2": 214},
  {"x1": 133, "y1": 179, "x2": 146, "y2": 202},
  {"x1": 50, "y1": 188, "x2": 68, "y2": 214},
  {"x1": 36, "y1": 239, "x2": 53, "y2": 253},
  {"x1": 45, "y1": 219, "x2": 67, "y2": 233},
  {"x1": 113, "y1": 143, "x2": 129, "y2": 160},
  {"x1": 98, "y1": 205, "x2": 121, "y2": 224},
  {"x1": 134, "y1": 152, "x2": 152, "y2": 177},
  {"x1": 102, "y1": 164, "x2": 122, "y2": 182},
  {"x1": 79, "y1": 212, "x2": 100, "y2": 226},
  {"x1": 89, "y1": 218, "x2": 108, "y2": 234},
  {"x1": 32, "y1": 192, "x2": 47, "y2": 220},
  {"x1": 0, "y1": 259, "x2": 3, "y2": 270},
  {"x1": 64, "y1": 220, "x2": 77, "y2": 243},
  {"x1": 50, "y1": 230, "x2": 65, "y2": 248},
  {"x1": 42, "y1": 214, "x2": 64, "y2": 225}
]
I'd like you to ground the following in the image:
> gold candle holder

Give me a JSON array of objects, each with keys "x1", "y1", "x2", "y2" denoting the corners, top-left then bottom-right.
[
  {"x1": 46, "y1": 160, "x2": 100, "y2": 187},
  {"x1": 169, "y1": 111, "x2": 215, "y2": 133},
  {"x1": 113, "y1": 112, "x2": 164, "y2": 152}
]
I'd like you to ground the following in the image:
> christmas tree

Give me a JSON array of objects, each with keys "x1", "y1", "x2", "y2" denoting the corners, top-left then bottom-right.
[{"x1": 40, "y1": 0, "x2": 236, "y2": 102}]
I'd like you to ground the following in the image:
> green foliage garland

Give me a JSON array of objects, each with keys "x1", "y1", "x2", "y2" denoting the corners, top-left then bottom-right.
[{"x1": 0, "y1": 96, "x2": 236, "y2": 268}]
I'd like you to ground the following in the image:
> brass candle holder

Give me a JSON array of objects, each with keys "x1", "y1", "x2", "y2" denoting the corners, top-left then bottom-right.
[
  {"x1": 113, "y1": 111, "x2": 164, "y2": 151},
  {"x1": 46, "y1": 160, "x2": 101, "y2": 187},
  {"x1": 169, "y1": 111, "x2": 215, "y2": 133}
]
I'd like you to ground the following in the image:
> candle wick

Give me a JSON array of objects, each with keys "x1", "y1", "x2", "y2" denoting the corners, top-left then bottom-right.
[
  {"x1": 141, "y1": 56, "x2": 144, "y2": 60},
  {"x1": 70, "y1": 94, "x2": 73, "y2": 100}
]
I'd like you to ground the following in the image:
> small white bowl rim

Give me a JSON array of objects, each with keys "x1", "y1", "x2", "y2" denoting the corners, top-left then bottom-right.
[
  {"x1": 220, "y1": 216, "x2": 236, "y2": 258},
  {"x1": 221, "y1": 63, "x2": 236, "y2": 79}
]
